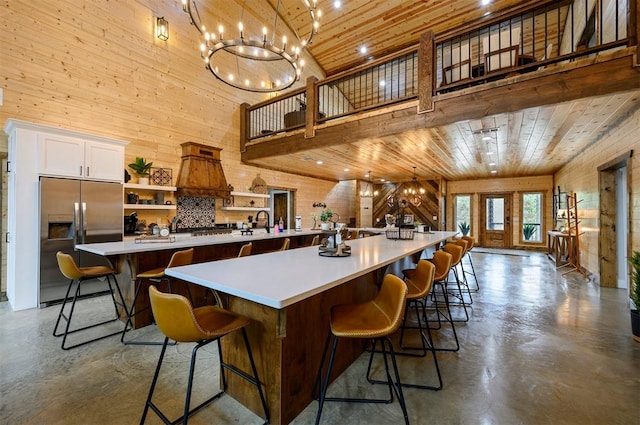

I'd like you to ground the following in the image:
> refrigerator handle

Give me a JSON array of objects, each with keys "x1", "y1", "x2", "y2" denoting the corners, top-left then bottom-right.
[
  {"x1": 74, "y1": 202, "x2": 81, "y2": 244},
  {"x1": 81, "y1": 202, "x2": 87, "y2": 244}
]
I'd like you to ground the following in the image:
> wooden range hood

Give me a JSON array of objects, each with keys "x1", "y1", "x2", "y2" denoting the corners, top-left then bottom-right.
[{"x1": 175, "y1": 142, "x2": 230, "y2": 198}]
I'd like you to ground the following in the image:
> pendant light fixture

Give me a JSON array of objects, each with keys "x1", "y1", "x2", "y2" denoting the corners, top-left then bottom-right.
[{"x1": 404, "y1": 167, "x2": 425, "y2": 207}]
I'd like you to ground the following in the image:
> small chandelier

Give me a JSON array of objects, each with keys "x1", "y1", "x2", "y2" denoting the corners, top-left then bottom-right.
[
  {"x1": 182, "y1": 0, "x2": 321, "y2": 93},
  {"x1": 404, "y1": 167, "x2": 425, "y2": 207},
  {"x1": 360, "y1": 171, "x2": 379, "y2": 198}
]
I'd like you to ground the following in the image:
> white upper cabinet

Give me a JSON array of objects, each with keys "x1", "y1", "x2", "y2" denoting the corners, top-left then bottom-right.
[{"x1": 38, "y1": 133, "x2": 124, "y2": 181}]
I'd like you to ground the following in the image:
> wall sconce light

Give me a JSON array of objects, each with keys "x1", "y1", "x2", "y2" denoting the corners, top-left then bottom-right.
[{"x1": 156, "y1": 16, "x2": 169, "y2": 41}]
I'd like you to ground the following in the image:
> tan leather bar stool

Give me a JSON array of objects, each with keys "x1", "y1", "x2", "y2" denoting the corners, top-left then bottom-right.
[
  {"x1": 140, "y1": 286, "x2": 269, "y2": 425},
  {"x1": 309, "y1": 234, "x2": 321, "y2": 246},
  {"x1": 53, "y1": 251, "x2": 127, "y2": 350},
  {"x1": 238, "y1": 242, "x2": 252, "y2": 257},
  {"x1": 313, "y1": 274, "x2": 410, "y2": 425},
  {"x1": 121, "y1": 248, "x2": 194, "y2": 345},
  {"x1": 452, "y1": 239, "x2": 474, "y2": 305},
  {"x1": 392, "y1": 260, "x2": 442, "y2": 390},
  {"x1": 442, "y1": 243, "x2": 470, "y2": 322},
  {"x1": 279, "y1": 237, "x2": 290, "y2": 251},
  {"x1": 461, "y1": 235, "x2": 480, "y2": 291},
  {"x1": 428, "y1": 250, "x2": 460, "y2": 352}
]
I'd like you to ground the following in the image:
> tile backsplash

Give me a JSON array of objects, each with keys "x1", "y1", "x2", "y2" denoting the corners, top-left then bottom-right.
[{"x1": 176, "y1": 196, "x2": 216, "y2": 229}]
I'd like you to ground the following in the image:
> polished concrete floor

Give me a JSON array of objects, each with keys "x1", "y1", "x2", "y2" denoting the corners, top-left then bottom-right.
[{"x1": 1, "y1": 250, "x2": 639, "y2": 424}]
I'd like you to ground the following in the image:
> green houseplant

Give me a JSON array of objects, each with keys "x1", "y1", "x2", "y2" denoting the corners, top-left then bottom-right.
[
  {"x1": 523, "y1": 223, "x2": 537, "y2": 241},
  {"x1": 128, "y1": 157, "x2": 153, "y2": 184},
  {"x1": 458, "y1": 221, "x2": 470, "y2": 236},
  {"x1": 320, "y1": 209, "x2": 333, "y2": 230},
  {"x1": 630, "y1": 251, "x2": 640, "y2": 342}
]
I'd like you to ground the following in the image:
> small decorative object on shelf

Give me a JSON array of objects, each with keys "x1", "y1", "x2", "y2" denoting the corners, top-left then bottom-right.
[
  {"x1": 251, "y1": 173, "x2": 267, "y2": 194},
  {"x1": 223, "y1": 196, "x2": 234, "y2": 207},
  {"x1": 318, "y1": 228, "x2": 352, "y2": 257},
  {"x1": 150, "y1": 167, "x2": 173, "y2": 186},
  {"x1": 128, "y1": 157, "x2": 153, "y2": 185}
]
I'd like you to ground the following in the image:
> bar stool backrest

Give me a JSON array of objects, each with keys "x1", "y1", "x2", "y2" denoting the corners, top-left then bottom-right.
[
  {"x1": 443, "y1": 243, "x2": 464, "y2": 266},
  {"x1": 238, "y1": 242, "x2": 252, "y2": 257},
  {"x1": 56, "y1": 251, "x2": 83, "y2": 280},
  {"x1": 461, "y1": 236, "x2": 475, "y2": 250},
  {"x1": 405, "y1": 260, "x2": 436, "y2": 299},
  {"x1": 432, "y1": 250, "x2": 453, "y2": 282},
  {"x1": 148, "y1": 285, "x2": 206, "y2": 343},
  {"x1": 310, "y1": 235, "x2": 320, "y2": 246},
  {"x1": 452, "y1": 239, "x2": 469, "y2": 255},
  {"x1": 280, "y1": 238, "x2": 290, "y2": 251},
  {"x1": 166, "y1": 248, "x2": 194, "y2": 269},
  {"x1": 376, "y1": 274, "x2": 408, "y2": 336}
]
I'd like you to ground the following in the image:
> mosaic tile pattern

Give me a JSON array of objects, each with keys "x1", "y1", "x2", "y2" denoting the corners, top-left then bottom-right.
[{"x1": 176, "y1": 196, "x2": 215, "y2": 228}]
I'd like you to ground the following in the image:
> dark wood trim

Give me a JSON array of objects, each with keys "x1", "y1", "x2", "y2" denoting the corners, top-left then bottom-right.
[
  {"x1": 597, "y1": 150, "x2": 633, "y2": 171},
  {"x1": 242, "y1": 54, "x2": 640, "y2": 162},
  {"x1": 418, "y1": 31, "x2": 435, "y2": 114},
  {"x1": 305, "y1": 76, "x2": 317, "y2": 139}
]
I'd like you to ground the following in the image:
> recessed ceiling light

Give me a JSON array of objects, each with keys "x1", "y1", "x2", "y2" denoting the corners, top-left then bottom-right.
[
  {"x1": 359, "y1": 46, "x2": 368, "y2": 55},
  {"x1": 482, "y1": 136, "x2": 491, "y2": 141},
  {"x1": 379, "y1": 80, "x2": 386, "y2": 87},
  {"x1": 490, "y1": 170, "x2": 497, "y2": 174},
  {"x1": 343, "y1": 168, "x2": 350, "y2": 172},
  {"x1": 316, "y1": 160, "x2": 323, "y2": 165},
  {"x1": 481, "y1": 0, "x2": 491, "y2": 6},
  {"x1": 489, "y1": 162, "x2": 496, "y2": 166},
  {"x1": 487, "y1": 151, "x2": 494, "y2": 155},
  {"x1": 333, "y1": 0, "x2": 342, "y2": 8}
]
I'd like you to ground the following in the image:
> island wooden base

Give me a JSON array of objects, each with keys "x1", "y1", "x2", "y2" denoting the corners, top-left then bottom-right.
[{"x1": 221, "y1": 269, "x2": 381, "y2": 424}]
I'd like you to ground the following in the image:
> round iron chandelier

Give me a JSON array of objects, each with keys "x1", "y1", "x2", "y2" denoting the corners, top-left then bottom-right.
[{"x1": 182, "y1": 0, "x2": 321, "y2": 93}]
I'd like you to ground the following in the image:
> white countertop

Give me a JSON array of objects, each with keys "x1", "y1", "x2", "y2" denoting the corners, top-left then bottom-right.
[
  {"x1": 76, "y1": 229, "x2": 321, "y2": 256},
  {"x1": 166, "y1": 231, "x2": 458, "y2": 309}
]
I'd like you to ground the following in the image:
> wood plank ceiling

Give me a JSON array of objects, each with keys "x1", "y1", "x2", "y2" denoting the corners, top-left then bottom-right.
[{"x1": 244, "y1": 0, "x2": 640, "y2": 182}]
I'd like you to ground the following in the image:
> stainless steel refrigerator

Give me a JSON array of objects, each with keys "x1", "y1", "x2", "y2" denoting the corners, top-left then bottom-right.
[{"x1": 39, "y1": 177, "x2": 123, "y2": 307}]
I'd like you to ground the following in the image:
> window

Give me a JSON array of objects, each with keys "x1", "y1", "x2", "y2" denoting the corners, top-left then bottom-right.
[
  {"x1": 522, "y1": 192, "x2": 543, "y2": 242},
  {"x1": 454, "y1": 195, "x2": 471, "y2": 236}
]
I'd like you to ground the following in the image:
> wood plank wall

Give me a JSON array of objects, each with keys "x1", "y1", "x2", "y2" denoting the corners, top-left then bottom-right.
[
  {"x1": 554, "y1": 98, "x2": 640, "y2": 284},
  {"x1": 0, "y1": 0, "x2": 351, "y2": 292},
  {"x1": 446, "y1": 175, "x2": 554, "y2": 249}
]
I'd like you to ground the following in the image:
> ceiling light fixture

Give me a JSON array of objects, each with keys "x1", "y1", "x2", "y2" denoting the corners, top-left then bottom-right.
[
  {"x1": 360, "y1": 171, "x2": 379, "y2": 198},
  {"x1": 404, "y1": 166, "x2": 425, "y2": 207},
  {"x1": 182, "y1": 0, "x2": 321, "y2": 93}
]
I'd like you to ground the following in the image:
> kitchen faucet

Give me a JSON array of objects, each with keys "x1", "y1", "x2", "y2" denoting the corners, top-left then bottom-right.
[{"x1": 256, "y1": 210, "x2": 270, "y2": 233}]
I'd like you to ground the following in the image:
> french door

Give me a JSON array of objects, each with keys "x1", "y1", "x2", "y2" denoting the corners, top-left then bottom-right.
[{"x1": 480, "y1": 193, "x2": 511, "y2": 248}]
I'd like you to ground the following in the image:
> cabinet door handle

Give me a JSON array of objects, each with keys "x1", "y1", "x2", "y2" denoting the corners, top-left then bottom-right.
[
  {"x1": 5, "y1": 232, "x2": 10, "y2": 243},
  {"x1": 86, "y1": 166, "x2": 90, "y2": 177},
  {"x1": 79, "y1": 166, "x2": 83, "y2": 176},
  {"x1": 5, "y1": 161, "x2": 10, "y2": 173}
]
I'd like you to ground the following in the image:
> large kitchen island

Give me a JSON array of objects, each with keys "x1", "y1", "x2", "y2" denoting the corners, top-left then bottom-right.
[{"x1": 164, "y1": 230, "x2": 458, "y2": 424}]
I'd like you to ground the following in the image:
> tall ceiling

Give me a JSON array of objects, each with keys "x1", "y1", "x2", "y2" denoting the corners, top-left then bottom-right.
[{"x1": 247, "y1": 0, "x2": 640, "y2": 183}]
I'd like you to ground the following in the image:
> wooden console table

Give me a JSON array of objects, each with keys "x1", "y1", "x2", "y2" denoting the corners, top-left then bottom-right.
[{"x1": 547, "y1": 230, "x2": 576, "y2": 266}]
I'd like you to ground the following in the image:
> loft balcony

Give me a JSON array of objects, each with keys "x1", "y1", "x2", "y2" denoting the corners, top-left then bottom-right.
[{"x1": 240, "y1": 0, "x2": 640, "y2": 178}]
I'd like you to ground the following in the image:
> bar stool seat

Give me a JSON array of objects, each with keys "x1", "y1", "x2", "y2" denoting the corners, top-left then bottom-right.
[
  {"x1": 314, "y1": 274, "x2": 410, "y2": 425},
  {"x1": 53, "y1": 251, "x2": 126, "y2": 350},
  {"x1": 140, "y1": 286, "x2": 269, "y2": 425},
  {"x1": 121, "y1": 248, "x2": 194, "y2": 345}
]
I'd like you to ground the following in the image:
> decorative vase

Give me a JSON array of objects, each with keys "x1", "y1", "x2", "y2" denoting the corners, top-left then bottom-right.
[
  {"x1": 321, "y1": 222, "x2": 330, "y2": 231},
  {"x1": 631, "y1": 310, "x2": 640, "y2": 343},
  {"x1": 138, "y1": 177, "x2": 150, "y2": 186}
]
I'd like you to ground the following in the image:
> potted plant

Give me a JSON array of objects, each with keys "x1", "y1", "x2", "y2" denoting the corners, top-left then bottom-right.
[
  {"x1": 458, "y1": 221, "x2": 470, "y2": 236},
  {"x1": 128, "y1": 157, "x2": 153, "y2": 185},
  {"x1": 630, "y1": 251, "x2": 640, "y2": 342},
  {"x1": 320, "y1": 209, "x2": 333, "y2": 230},
  {"x1": 523, "y1": 223, "x2": 537, "y2": 241}
]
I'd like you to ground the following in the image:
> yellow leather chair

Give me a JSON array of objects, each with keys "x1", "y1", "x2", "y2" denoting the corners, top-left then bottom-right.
[
  {"x1": 461, "y1": 235, "x2": 480, "y2": 291},
  {"x1": 314, "y1": 274, "x2": 410, "y2": 425},
  {"x1": 442, "y1": 243, "x2": 470, "y2": 322},
  {"x1": 398, "y1": 260, "x2": 442, "y2": 390},
  {"x1": 121, "y1": 248, "x2": 194, "y2": 345},
  {"x1": 451, "y1": 239, "x2": 474, "y2": 305},
  {"x1": 53, "y1": 251, "x2": 126, "y2": 350},
  {"x1": 237, "y1": 242, "x2": 252, "y2": 257},
  {"x1": 140, "y1": 285, "x2": 269, "y2": 425},
  {"x1": 309, "y1": 234, "x2": 321, "y2": 246},
  {"x1": 279, "y1": 238, "x2": 290, "y2": 251}
]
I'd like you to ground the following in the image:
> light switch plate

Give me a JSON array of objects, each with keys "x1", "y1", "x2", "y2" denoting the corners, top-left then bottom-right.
[{"x1": 0, "y1": 88, "x2": 3, "y2": 106}]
